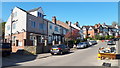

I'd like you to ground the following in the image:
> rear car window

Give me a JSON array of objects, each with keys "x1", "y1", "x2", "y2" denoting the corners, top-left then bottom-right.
[{"x1": 52, "y1": 46, "x2": 58, "y2": 48}]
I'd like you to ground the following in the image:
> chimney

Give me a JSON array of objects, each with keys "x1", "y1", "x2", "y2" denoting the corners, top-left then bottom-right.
[
  {"x1": 68, "y1": 21, "x2": 71, "y2": 26},
  {"x1": 52, "y1": 16, "x2": 56, "y2": 24},
  {"x1": 75, "y1": 22, "x2": 79, "y2": 27}
]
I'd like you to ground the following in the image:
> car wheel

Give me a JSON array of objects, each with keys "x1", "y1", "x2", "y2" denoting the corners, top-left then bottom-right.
[
  {"x1": 60, "y1": 51, "x2": 63, "y2": 55},
  {"x1": 51, "y1": 53, "x2": 54, "y2": 55},
  {"x1": 67, "y1": 50, "x2": 70, "y2": 53}
]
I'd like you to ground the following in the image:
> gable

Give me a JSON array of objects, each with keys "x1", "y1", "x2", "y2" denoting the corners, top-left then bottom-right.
[
  {"x1": 38, "y1": 8, "x2": 44, "y2": 14},
  {"x1": 82, "y1": 27, "x2": 87, "y2": 30},
  {"x1": 89, "y1": 27, "x2": 93, "y2": 30}
]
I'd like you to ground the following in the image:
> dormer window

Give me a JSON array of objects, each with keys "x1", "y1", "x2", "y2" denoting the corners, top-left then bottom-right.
[{"x1": 38, "y1": 12, "x2": 43, "y2": 18}]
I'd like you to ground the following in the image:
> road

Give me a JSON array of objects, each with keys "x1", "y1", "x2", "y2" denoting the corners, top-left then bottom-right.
[{"x1": 14, "y1": 41, "x2": 118, "y2": 66}]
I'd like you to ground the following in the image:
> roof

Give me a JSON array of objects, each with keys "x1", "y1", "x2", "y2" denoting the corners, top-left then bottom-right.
[
  {"x1": 82, "y1": 26, "x2": 90, "y2": 29},
  {"x1": 90, "y1": 26, "x2": 95, "y2": 29},
  {"x1": 27, "y1": 7, "x2": 41, "y2": 12},
  {"x1": 56, "y1": 20, "x2": 70, "y2": 29},
  {"x1": 16, "y1": 7, "x2": 29, "y2": 13},
  {"x1": 44, "y1": 19, "x2": 65, "y2": 28},
  {"x1": 16, "y1": 7, "x2": 37, "y2": 17},
  {"x1": 82, "y1": 26, "x2": 96, "y2": 30},
  {"x1": 106, "y1": 25, "x2": 116, "y2": 29}
]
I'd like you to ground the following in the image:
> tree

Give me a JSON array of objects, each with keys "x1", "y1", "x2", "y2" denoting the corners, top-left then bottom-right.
[
  {"x1": 65, "y1": 29, "x2": 80, "y2": 40},
  {"x1": 65, "y1": 29, "x2": 80, "y2": 47},
  {"x1": 0, "y1": 22, "x2": 6, "y2": 42},
  {"x1": 112, "y1": 21, "x2": 118, "y2": 26}
]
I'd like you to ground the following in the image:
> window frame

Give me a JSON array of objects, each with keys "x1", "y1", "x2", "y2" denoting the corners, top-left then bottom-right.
[
  {"x1": 50, "y1": 24, "x2": 52, "y2": 29},
  {"x1": 31, "y1": 21, "x2": 36, "y2": 28},
  {"x1": 7, "y1": 25, "x2": 10, "y2": 30},
  {"x1": 55, "y1": 26, "x2": 59, "y2": 32}
]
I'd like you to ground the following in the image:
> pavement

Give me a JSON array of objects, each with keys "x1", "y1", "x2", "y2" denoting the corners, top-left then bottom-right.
[{"x1": 2, "y1": 40, "x2": 119, "y2": 67}]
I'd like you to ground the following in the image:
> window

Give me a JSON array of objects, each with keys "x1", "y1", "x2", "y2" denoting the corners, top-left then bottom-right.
[
  {"x1": 39, "y1": 23, "x2": 47, "y2": 31},
  {"x1": 12, "y1": 12, "x2": 17, "y2": 18},
  {"x1": 12, "y1": 23, "x2": 16, "y2": 29},
  {"x1": 12, "y1": 36, "x2": 16, "y2": 43},
  {"x1": 43, "y1": 24, "x2": 47, "y2": 31},
  {"x1": 55, "y1": 26, "x2": 58, "y2": 32},
  {"x1": 39, "y1": 23, "x2": 43, "y2": 30},
  {"x1": 38, "y1": 36, "x2": 41, "y2": 43},
  {"x1": 63, "y1": 29, "x2": 66, "y2": 34},
  {"x1": 41, "y1": 36, "x2": 45, "y2": 43},
  {"x1": 50, "y1": 25, "x2": 52, "y2": 29},
  {"x1": 31, "y1": 21, "x2": 36, "y2": 28},
  {"x1": 48, "y1": 36, "x2": 52, "y2": 43},
  {"x1": 7, "y1": 25, "x2": 10, "y2": 30},
  {"x1": 18, "y1": 42, "x2": 22, "y2": 46},
  {"x1": 30, "y1": 36, "x2": 33, "y2": 40},
  {"x1": 38, "y1": 12, "x2": 43, "y2": 18}
]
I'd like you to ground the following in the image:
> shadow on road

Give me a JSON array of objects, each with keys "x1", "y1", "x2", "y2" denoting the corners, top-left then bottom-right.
[
  {"x1": 2, "y1": 50, "x2": 37, "y2": 67},
  {"x1": 77, "y1": 43, "x2": 98, "y2": 49},
  {"x1": 52, "y1": 52, "x2": 74, "y2": 56}
]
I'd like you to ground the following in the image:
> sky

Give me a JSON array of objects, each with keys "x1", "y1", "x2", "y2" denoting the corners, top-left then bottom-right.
[
  {"x1": 1, "y1": 0, "x2": 119, "y2": 2},
  {"x1": 2, "y1": 2, "x2": 118, "y2": 26}
]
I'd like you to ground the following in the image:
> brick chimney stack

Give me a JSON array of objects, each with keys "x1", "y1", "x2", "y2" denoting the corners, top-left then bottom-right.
[
  {"x1": 68, "y1": 21, "x2": 71, "y2": 26},
  {"x1": 75, "y1": 22, "x2": 79, "y2": 27},
  {"x1": 52, "y1": 16, "x2": 56, "y2": 24}
]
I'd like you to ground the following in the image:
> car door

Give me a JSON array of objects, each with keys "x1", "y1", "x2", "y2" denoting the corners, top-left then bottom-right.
[
  {"x1": 59, "y1": 45, "x2": 66, "y2": 52},
  {"x1": 63, "y1": 45, "x2": 69, "y2": 52}
]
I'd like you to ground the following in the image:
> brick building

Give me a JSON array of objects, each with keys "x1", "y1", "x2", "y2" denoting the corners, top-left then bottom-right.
[{"x1": 5, "y1": 7, "x2": 48, "y2": 54}]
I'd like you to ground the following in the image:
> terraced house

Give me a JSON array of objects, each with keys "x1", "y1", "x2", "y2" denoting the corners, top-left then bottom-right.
[
  {"x1": 5, "y1": 7, "x2": 83, "y2": 54},
  {"x1": 5, "y1": 7, "x2": 48, "y2": 54},
  {"x1": 82, "y1": 23, "x2": 120, "y2": 39}
]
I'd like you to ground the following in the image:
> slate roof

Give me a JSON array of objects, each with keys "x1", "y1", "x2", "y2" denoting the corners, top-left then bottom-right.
[{"x1": 27, "y1": 7, "x2": 41, "y2": 12}]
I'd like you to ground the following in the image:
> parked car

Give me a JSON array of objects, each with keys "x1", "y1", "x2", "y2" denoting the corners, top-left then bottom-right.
[
  {"x1": 89, "y1": 40, "x2": 97, "y2": 45},
  {"x1": 89, "y1": 41, "x2": 93, "y2": 45},
  {"x1": 92, "y1": 41, "x2": 97, "y2": 44},
  {"x1": 107, "y1": 40, "x2": 115, "y2": 45},
  {"x1": 105, "y1": 39, "x2": 111, "y2": 42},
  {"x1": 50, "y1": 44, "x2": 70, "y2": 55},
  {"x1": 76, "y1": 42, "x2": 90, "y2": 49},
  {"x1": 0, "y1": 43, "x2": 12, "y2": 57},
  {"x1": 113, "y1": 38, "x2": 119, "y2": 41}
]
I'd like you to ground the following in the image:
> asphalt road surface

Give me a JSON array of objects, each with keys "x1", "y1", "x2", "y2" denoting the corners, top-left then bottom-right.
[{"x1": 15, "y1": 41, "x2": 118, "y2": 66}]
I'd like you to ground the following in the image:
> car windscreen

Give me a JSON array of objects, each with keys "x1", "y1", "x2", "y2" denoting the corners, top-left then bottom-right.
[
  {"x1": 108, "y1": 41, "x2": 113, "y2": 43},
  {"x1": 79, "y1": 43, "x2": 84, "y2": 44}
]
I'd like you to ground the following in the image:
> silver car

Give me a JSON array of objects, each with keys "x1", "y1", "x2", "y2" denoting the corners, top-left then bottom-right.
[
  {"x1": 77, "y1": 42, "x2": 89, "y2": 49},
  {"x1": 107, "y1": 40, "x2": 115, "y2": 45}
]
